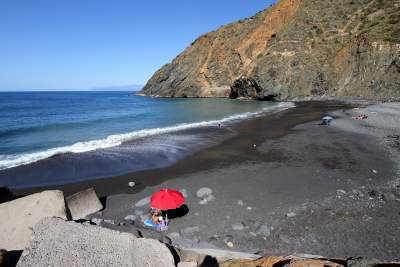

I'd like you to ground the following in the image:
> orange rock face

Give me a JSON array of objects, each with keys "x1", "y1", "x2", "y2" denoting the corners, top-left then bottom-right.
[{"x1": 141, "y1": 0, "x2": 400, "y2": 100}]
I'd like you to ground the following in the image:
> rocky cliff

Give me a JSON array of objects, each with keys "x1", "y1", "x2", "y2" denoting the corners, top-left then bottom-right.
[{"x1": 140, "y1": 0, "x2": 400, "y2": 100}]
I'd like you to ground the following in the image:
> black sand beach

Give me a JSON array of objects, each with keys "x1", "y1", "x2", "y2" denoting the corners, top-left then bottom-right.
[{"x1": 10, "y1": 101, "x2": 400, "y2": 260}]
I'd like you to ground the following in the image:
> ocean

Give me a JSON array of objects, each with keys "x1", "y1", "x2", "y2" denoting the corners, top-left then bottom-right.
[{"x1": 0, "y1": 91, "x2": 293, "y2": 188}]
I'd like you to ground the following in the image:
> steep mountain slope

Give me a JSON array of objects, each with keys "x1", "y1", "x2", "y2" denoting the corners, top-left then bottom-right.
[{"x1": 140, "y1": 0, "x2": 400, "y2": 100}]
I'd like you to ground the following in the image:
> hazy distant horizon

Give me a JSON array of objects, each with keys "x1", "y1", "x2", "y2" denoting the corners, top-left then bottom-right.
[{"x1": 0, "y1": 84, "x2": 143, "y2": 92}]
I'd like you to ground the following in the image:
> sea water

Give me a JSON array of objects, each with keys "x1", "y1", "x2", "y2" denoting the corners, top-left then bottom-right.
[{"x1": 0, "y1": 91, "x2": 293, "y2": 187}]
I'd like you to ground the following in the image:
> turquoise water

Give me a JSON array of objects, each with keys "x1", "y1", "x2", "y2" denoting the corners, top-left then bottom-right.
[{"x1": 0, "y1": 91, "x2": 292, "y2": 187}]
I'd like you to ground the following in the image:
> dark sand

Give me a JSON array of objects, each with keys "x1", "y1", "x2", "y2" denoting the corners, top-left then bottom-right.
[{"x1": 12, "y1": 101, "x2": 400, "y2": 260}]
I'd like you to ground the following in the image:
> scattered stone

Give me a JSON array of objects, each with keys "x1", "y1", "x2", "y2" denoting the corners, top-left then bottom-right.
[
  {"x1": 249, "y1": 232, "x2": 257, "y2": 237},
  {"x1": 0, "y1": 190, "x2": 67, "y2": 250},
  {"x1": 372, "y1": 169, "x2": 378, "y2": 174},
  {"x1": 134, "y1": 209, "x2": 145, "y2": 216},
  {"x1": 286, "y1": 212, "x2": 296, "y2": 218},
  {"x1": 178, "y1": 261, "x2": 197, "y2": 267},
  {"x1": 237, "y1": 200, "x2": 244, "y2": 206},
  {"x1": 65, "y1": 188, "x2": 103, "y2": 220},
  {"x1": 17, "y1": 217, "x2": 175, "y2": 267},
  {"x1": 124, "y1": 215, "x2": 137, "y2": 221},
  {"x1": 226, "y1": 241, "x2": 234, "y2": 248},
  {"x1": 196, "y1": 187, "x2": 212, "y2": 198},
  {"x1": 118, "y1": 222, "x2": 125, "y2": 226},
  {"x1": 199, "y1": 194, "x2": 215, "y2": 205},
  {"x1": 90, "y1": 218, "x2": 103, "y2": 225},
  {"x1": 247, "y1": 206, "x2": 253, "y2": 210},
  {"x1": 336, "y1": 189, "x2": 346, "y2": 194},
  {"x1": 135, "y1": 196, "x2": 151, "y2": 207},
  {"x1": 223, "y1": 235, "x2": 234, "y2": 245},
  {"x1": 232, "y1": 223, "x2": 245, "y2": 231},
  {"x1": 181, "y1": 226, "x2": 200, "y2": 235},
  {"x1": 103, "y1": 219, "x2": 115, "y2": 225},
  {"x1": 255, "y1": 223, "x2": 273, "y2": 236},
  {"x1": 128, "y1": 181, "x2": 136, "y2": 188},
  {"x1": 180, "y1": 189, "x2": 188, "y2": 198}
]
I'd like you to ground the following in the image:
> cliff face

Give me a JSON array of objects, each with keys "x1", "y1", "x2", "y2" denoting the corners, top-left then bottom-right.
[{"x1": 140, "y1": 0, "x2": 400, "y2": 100}]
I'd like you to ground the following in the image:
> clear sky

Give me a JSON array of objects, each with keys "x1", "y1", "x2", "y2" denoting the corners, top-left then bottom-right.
[{"x1": 0, "y1": 1, "x2": 274, "y2": 91}]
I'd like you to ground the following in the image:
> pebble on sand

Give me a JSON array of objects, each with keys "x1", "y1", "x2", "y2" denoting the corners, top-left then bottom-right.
[
  {"x1": 286, "y1": 212, "x2": 296, "y2": 218},
  {"x1": 128, "y1": 181, "x2": 136, "y2": 188},
  {"x1": 124, "y1": 215, "x2": 137, "y2": 221},
  {"x1": 196, "y1": 187, "x2": 212, "y2": 198},
  {"x1": 232, "y1": 223, "x2": 245, "y2": 231}
]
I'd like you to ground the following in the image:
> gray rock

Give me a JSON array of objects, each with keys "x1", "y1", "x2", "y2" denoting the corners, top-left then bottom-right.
[
  {"x1": 199, "y1": 194, "x2": 215, "y2": 205},
  {"x1": 128, "y1": 181, "x2": 136, "y2": 188},
  {"x1": 181, "y1": 226, "x2": 200, "y2": 235},
  {"x1": 180, "y1": 189, "x2": 188, "y2": 198},
  {"x1": 178, "y1": 262, "x2": 197, "y2": 267},
  {"x1": 66, "y1": 188, "x2": 103, "y2": 220},
  {"x1": 90, "y1": 218, "x2": 103, "y2": 225},
  {"x1": 124, "y1": 215, "x2": 137, "y2": 221},
  {"x1": 196, "y1": 187, "x2": 212, "y2": 198},
  {"x1": 17, "y1": 217, "x2": 175, "y2": 267},
  {"x1": 0, "y1": 190, "x2": 67, "y2": 251},
  {"x1": 134, "y1": 209, "x2": 145, "y2": 216},
  {"x1": 103, "y1": 219, "x2": 115, "y2": 225},
  {"x1": 232, "y1": 223, "x2": 245, "y2": 231},
  {"x1": 255, "y1": 223, "x2": 273, "y2": 236},
  {"x1": 286, "y1": 212, "x2": 296, "y2": 218},
  {"x1": 135, "y1": 196, "x2": 151, "y2": 207}
]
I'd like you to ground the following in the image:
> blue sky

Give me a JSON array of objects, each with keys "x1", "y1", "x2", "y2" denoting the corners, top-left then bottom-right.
[{"x1": 0, "y1": 1, "x2": 274, "y2": 90}]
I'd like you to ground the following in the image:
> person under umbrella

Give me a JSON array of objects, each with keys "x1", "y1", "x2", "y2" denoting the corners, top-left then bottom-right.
[{"x1": 144, "y1": 188, "x2": 185, "y2": 231}]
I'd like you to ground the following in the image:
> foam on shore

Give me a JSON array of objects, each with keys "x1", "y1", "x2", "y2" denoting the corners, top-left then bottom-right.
[{"x1": 0, "y1": 102, "x2": 294, "y2": 170}]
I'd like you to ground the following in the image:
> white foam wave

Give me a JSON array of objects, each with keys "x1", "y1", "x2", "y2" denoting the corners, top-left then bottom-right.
[{"x1": 0, "y1": 102, "x2": 294, "y2": 170}]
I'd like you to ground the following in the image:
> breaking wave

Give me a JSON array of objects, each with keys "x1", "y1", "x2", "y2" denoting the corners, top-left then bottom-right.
[{"x1": 0, "y1": 102, "x2": 294, "y2": 170}]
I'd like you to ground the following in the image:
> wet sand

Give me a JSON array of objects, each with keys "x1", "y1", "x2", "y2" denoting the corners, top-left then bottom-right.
[{"x1": 11, "y1": 101, "x2": 400, "y2": 260}]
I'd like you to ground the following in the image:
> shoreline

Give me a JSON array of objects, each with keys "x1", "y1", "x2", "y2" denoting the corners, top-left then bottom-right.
[{"x1": 12, "y1": 100, "x2": 352, "y2": 197}]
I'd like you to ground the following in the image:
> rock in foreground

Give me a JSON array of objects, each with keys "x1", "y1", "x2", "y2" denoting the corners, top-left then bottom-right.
[
  {"x1": 65, "y1": 188, "x2": 103, "y2": 220},
  {"x1": 17, "y1": 217, "x2": 175, "y2": 267},
  {"x1": 0, "y1": 190, "x2": 67, "y2": 250}
]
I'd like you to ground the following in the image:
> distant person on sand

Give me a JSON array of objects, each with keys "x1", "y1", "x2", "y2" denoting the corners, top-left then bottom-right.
[{"x1": 218, "y1": 122, "x2": 222, "y2": 128}]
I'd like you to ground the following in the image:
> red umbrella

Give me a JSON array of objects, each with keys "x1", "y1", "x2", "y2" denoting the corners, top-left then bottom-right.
[{"x1": 150, "y1": 188, "x2": 185, "y2": 210}]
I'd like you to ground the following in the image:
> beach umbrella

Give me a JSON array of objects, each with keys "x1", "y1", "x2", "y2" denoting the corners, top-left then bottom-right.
[{"x1": 150, "y1": 188, "x2": 185, "y2": 210}]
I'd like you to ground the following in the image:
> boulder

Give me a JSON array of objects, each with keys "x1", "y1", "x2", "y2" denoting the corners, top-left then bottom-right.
[
  {"x1": 196, "y1": 188, "x2": 212, "y2": 198},
  {"x1": 65, "y1": 188, "x2": 103, "y2": 220},
  {"x1": 0, "y1": 190, "x2": 67, "y2": 250},
  {"x1": 17, "y1": 217, "x2": 175, "y2": 267}
]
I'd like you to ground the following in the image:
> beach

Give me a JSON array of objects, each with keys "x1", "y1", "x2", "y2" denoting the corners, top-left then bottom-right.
[{"x1": 9, "y1": 101, "x2": 400, "y2": 260}]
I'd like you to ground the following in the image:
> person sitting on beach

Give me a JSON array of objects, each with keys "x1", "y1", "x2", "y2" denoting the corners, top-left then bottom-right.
[{"x1": 151, "y1": 209, "x2": 162, "y2": 225}]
